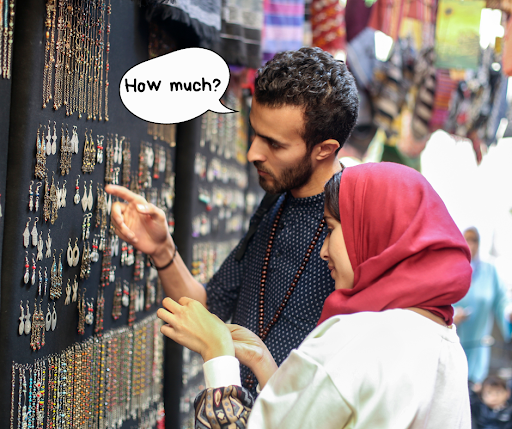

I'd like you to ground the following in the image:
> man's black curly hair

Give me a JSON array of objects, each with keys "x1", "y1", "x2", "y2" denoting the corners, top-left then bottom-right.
[{"x1": 254, "y1": 47, "x2": 359, "y2": 153}]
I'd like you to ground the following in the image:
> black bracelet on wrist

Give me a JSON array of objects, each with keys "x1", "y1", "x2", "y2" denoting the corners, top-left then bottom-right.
[{"x1": 150, "y1": 244, "x2": 178, "y2": 271}]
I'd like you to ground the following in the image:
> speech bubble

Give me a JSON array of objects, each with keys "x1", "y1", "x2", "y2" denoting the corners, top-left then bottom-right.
[{"x1": 119, "y1": 48, "x2": 237, "y2": 124}]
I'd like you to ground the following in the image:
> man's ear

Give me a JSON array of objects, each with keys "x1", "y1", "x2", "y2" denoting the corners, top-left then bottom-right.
[{"x1": 313, "y1": 139, "x2": 340, "y2": 161}]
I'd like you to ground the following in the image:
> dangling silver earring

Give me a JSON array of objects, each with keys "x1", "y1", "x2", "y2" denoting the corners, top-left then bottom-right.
[
  {"x1": 45, "y1": 304, "x2": 51, "y2": 331},
  {"x1": 51, "y1": 303, "x2": 57, "y2": 331},
  {"x1": 31, "y1": 218, "x2": 39, "y2": 247},
  {"x1": 23, "y1": 251, "x2": 30, "y2": 284},
  {"x1": 31, "y1": 254, "x2": 36, "y2": 285},
  {"x1": 38, "y1": 267, "x2": 43, "y2": 295},
  {"x1": 60, "y1": 180, "x2": 67, "y2": 208},
  {"x1": 23, "y1": 218, "x2": 31, "y2": 248},
  {"x1": 46, "y1": 120, "x2": 52, "y2": 156},
  {"x1": 28, "y1": 181, "x2": 34, "y2": 211},
  {"x1": 24, "y1": 301, "x2": 31, "y2": 335},
  {"x1": 74, "y1": 175, "x2": 81, "y2": 205},
  {"x1": 67, "y1": 238, "x2": 73, "y2": 267},
  {"x1": 72, "y1": 275, "x2": 78, "y2": 302},
  {"x1": 45, "y1": 229, "x2": 52, "y2": 259},
  {"x1": 65, "y1": 279, "x2": 71, "y2": 305},
  {"x1": 18, "y1": 302, "x2": 25, "y2": 336},
  {"x1": 87, "y1": 180, "x2": 93, "y2": 211},
  {"x1": 35, "y1": 182, "x2": 42, "y2": 212},
  {"x1": 73, "y1": 238, "x2": 80, "y2": 267},
  {"x1": 51, "y1": 121, "x2": 57, "y2": 155}
]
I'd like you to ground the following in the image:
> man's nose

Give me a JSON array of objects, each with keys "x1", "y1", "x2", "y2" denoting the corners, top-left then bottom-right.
[{"x1": 247, "y1": 137, "x2": 266, "y2": 163}]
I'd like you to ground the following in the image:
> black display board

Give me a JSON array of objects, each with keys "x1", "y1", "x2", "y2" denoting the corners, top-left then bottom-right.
[{"x1": 0, "y1": 1, "x2": 181, "y2": 428}]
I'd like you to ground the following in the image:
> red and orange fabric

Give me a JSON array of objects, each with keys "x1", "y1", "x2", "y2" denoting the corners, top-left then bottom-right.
[{"x1": 311, "y1": 0, "x2": 346, "y2": 54}]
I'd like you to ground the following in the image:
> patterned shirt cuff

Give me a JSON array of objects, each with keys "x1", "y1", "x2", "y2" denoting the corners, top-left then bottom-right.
[{"x1": 203, "y1": 356, "x2": 242, "y2": 388}]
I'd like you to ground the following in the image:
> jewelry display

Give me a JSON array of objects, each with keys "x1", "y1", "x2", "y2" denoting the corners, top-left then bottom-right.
[
  {"x1": 77, "y1": 289, "x2": 86, "y2": 335},
  {"x1": 35, "y1": 182, "x2": 42, "y2": 212},
  {"x1": 38, "y1": 267, "x2": 42, "y2": 295},
  {"x1": 112, "y1": 281, "x2": 122, "y2": 320},
  {"x1": 104, "y1": 134, "x2": 114, "y2": 184},
  {"x1": 1, "y1": 0, "x2": 16, "y2": 79},
  {"x1": 42, "y1": 0, "x2": 112, "y2": 120},
  {"x1": 49, "y1": 175, "x2": 58, "y2": 224},
  {"x1": 94, "y1": 290, "x2": 104, "y2": 334},
  {"x1": 35, "y1": 126, "x2": 47, "y2": 180}
]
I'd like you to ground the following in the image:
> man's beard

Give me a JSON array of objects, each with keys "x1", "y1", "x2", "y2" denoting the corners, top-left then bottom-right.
[{"x1": 254, "y1": 155, "x2": 312, "y2": 194}]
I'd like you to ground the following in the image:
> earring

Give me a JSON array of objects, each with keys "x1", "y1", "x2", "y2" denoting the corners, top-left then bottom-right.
[
  {"x1": 45, "y1": 229, "x2": 52, "y2": 259},
  {"x1": 74, "y1": 175, "x2": 80, "y2": 205},
  {"x1": 51, "y1": 303, "x2": 57, "y2": 331},
  {"x1": 35, "y1": 182, "x2": 42, "y2": 212},
  {"x1": 38, "y1": 267, "x2": 43, "y2": 295},
  {"x1": 111, "y1": 234, "x2": 119, "y2": 256},
  {"x1": 122, "y1": 280, "x2": 130, "y2": 307},
  {"x1": 107, "y1": 193, "x2": 112, "y2": 215},
  {"x1": 65, "y1": 279, "x2": 71, "y2": 305},
  {"x1": 67, "y1": 239, "x2": 73, "y2": 267},
  {"x1": 31, "y1": 218, "x2": 39, "y2": 247},
  {"x1": 81, "y1": 180, "x2": 88, "y2": 212},
  {"x1": 23, "y1": 218, "x2": 31, "y2": 248},
  {"x1": 113, "y1": 281, "x2": 122, "y2": 320},
  {"x1": 35, "y1": 125, "x2": 47, "y2": 180},
  {"x1": 114, "y1": 133, "x2": 119, "y2": 164},
  {"x1": 43, "y1": 176, "x2": 51, "y2": 222},
  {"x1": 45, "y1": 304, "x2": 51, "y2": 331},
  {"x1": 94, "y1": 290, "x2": 104, "y2": 334},
  {"x1": 72, "y1": 238, "x2": 80, "y2": 267},
  {"x1": 51, "y1": 121, "x2": 57, "y2": 155},
  {"x1": 28, "y1": 181, "x2": 34, "y2": 211},
  {"x1": 44, "y1": 267, "x2": 48, "y2": 296},
  {"x1": 46, "y1": 120, "x2": 52, "y2": 156},
  {"x1": 71, "y1": 125, "x2": 79, "y2": 154},
  {"x1": 97, "y1": 135, "x2": 104, "y2": 163},
  {"x1": 39, "y1": 301, "x2": 45, "y2": 348},
  {"x1": 36, "y1": 232, "x2": 43, "y2": 261},
  {"x1": 18, "y1": 302, "x2": 25, "y2": 336},
  {"x1": 87, "y1": 180, "x2": 93, "y2": 211},
  {"x1": 72, "y1": 275, "x2": 78, "y2": 302},
  {"x1": 56, "y1": 181, "x2": 62, "y2": 210},
  {"x1": 23, "y1": 251, "x2": 30, "y2": 284},
  {"x1": 90, "y1": 236, "x2": 99, "y2": 263},
  {"x1": 24, "y1": 301, "x2": 31, "y2": 335},
  {"x1": 31, "y1": 254, "x2": 36, "y2": 286},
  {"x1": 60, "y1": 180, "x2": 67, "y2": 208},
  {"x1": 85, "y1": 298, "x2": 94, "y2": 325}
]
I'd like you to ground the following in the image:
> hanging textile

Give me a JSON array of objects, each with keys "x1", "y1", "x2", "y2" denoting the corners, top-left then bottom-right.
[
  {"x1": 434, "y1": 0, "x2": 485, "y2": 70},
  {"x1": 218, "y1": 0, "x2": 263, "y2": 68},
  {"x1": 262, "y1": 0, "x2": 305, "y2": 63},
  {"x1": 368, "y1": 0, "x2": 406, "y2": 40},
  {"x1": 411, "y1": 47, "x2": 436, "y2": 140},
  {"x1": 503, "y1": 16, "x2": 512, "y2": 76},
  {"x1": 149, "y1": 0, "x2": 222, "y2": 46},
  {"x1": 429, "y1": 69, "x2": 459, "y2": 131},
  {"x1": 369, "y1": 38, "x2": 416, "y2": 135},
  {"x1": 405, "y1": 0, "x2": 438, "y2": 23},
  {"x1": 345, "y1": 0, "x2": 374, "y2": 43},
  {"x1": 311, "y1": 0, "x2": 346, "y2": 54}
]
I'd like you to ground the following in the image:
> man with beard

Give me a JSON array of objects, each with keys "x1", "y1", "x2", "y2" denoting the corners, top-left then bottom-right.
[{"x1": 106, "y1": 47, "x2": 358, "y2": 395}]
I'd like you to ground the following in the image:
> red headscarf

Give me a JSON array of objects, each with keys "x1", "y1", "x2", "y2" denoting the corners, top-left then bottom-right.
[{"x1": 318, "y1": 162, "x2": 472, "y2": 325}]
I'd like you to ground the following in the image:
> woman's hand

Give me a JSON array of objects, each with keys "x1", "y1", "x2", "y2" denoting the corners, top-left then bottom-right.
[
  {"x1": 228, "y1": 324, "x2": 278, "y2": 388},
  {"x1": 157, "y1": 297, "x2": 234, "y2": 362},
  {"x1": 106, "y1": 185, "x2": 174, "y2": 263}
]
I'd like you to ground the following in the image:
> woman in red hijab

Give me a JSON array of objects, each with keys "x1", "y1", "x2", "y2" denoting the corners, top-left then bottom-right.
[{"x1": 157, "y1": 162, "x2": 472, "y2": 429}]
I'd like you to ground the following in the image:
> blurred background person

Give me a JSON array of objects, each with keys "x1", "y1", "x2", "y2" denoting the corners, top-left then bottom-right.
[
  {"x1": 454, "y1": 226, "x2": 512, "y2": 390},
  {"x1": 470, "y1": 375, "x2": 512, "y2": 429}
]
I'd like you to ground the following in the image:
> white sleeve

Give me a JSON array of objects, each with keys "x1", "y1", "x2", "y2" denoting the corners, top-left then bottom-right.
[
  {"x1": 247, "y1": 349, "x2": 352, "y2": 429},
  {"x1": 203, "y1": 356, "x2": 242, "y2": 388}
]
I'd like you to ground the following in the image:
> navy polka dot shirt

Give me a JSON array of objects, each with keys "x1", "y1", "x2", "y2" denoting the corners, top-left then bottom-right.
[{"x1": 206, "y1": 192, "x2": 335, "y2": 395}]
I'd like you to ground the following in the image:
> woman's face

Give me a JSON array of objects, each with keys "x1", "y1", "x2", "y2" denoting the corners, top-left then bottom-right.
[
  {"x1": 320, "y1": 208, "x2": 354, "y2": 290},
  {"x1": 464, "y1": 230, "x2": 479, "y2": 261}
]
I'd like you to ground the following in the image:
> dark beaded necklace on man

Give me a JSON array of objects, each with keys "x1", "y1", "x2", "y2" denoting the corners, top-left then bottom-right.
[{"x1": 245, "y1": 196, "x2": 326, "y2": 389}]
